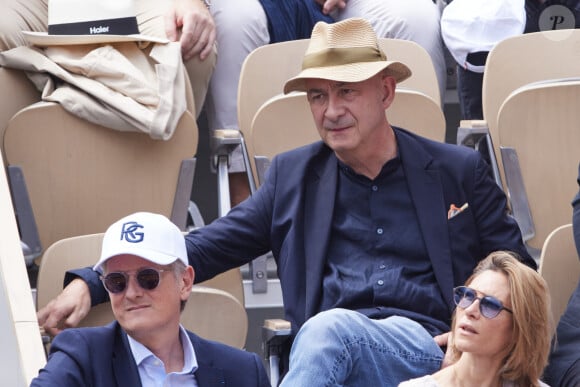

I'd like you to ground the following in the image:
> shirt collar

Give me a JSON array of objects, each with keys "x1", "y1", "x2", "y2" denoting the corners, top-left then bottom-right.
[{"x1": 127, "y1": 324, "x2": 198, "y2": 374}]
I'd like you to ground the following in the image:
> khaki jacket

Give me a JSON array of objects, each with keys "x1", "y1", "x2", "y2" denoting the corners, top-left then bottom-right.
[{"x1": 0, "y1": 42, "x2": 186, "y2": 140}]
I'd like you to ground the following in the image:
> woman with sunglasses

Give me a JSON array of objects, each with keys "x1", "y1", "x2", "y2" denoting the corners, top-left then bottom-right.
[{"x1": 400, "y1": 251, "x2": 552, "y2": 387}]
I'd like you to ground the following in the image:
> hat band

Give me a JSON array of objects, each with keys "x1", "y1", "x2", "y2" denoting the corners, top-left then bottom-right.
[
  {"x1": 302, "y1": 47, "x2": 387, "y2": 70},
  {"x1": 48, "y1": 16, "x2": 140, "y2": 36}
]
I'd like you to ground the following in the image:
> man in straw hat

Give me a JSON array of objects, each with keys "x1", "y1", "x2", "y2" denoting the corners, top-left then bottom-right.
[
  {"x1": 31, "y1": 211, "x2": 269, "y2": 386},
  {"x1": 39, "y1": 18, "x2": 534, "y2": 385}
]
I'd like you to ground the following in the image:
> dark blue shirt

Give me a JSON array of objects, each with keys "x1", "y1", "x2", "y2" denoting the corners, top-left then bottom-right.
[
  {"x1": 321, "y1": 153, "x2": 450, "y2": 335},
  {"x1": 258, "y1": 0, "x2": 333, "y2": 43}
]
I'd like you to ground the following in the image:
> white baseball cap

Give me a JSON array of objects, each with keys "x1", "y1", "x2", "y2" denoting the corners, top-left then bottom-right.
[{"x1": 94, "y1": 212, "x2": 187, "y2": 273}]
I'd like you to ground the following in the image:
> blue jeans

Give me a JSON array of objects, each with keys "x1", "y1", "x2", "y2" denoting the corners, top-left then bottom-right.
[
  {"x1": 456, "y1": 65, "x2": 484, "y2": 120},
  {"x1": 279, "y1": 309, "x2": 444, "y2": 387}
]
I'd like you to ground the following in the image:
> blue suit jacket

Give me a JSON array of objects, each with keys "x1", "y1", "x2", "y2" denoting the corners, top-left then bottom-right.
[
  {"x1": 71, "y1": 127, "x2": 533, "y2": 335},
  {"x1": 186, "y1": 127, "x2": 534, "y2": 334},
  {"x1": 30, "y1": 321, "x2": 270, "y2": 387}
]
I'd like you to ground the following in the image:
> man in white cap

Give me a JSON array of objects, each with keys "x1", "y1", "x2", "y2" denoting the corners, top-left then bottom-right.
[
  {"x1": 39, "y1": 18, "x2": 534, "y2": 385},
  {"x1": 31, "y1": 212, "x2": 269, "y2": 387}
]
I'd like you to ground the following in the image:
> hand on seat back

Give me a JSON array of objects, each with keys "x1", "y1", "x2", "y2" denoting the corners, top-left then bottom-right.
[
  {"x1": 164, "y1": 0, "x2": 216, "y2": 61},
  {"x1": 37, "y1": 278, "x2": 91, "y2": 336}
]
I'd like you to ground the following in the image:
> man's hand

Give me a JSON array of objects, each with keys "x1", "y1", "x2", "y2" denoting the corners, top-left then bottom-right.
[
  {"x1": 37, "y1": 278, "x2": 92, "y2": 336},
  {"x1": 434, "y1": 331, "x2": 456, "y2": 369},
  {"x1": 315, "y1": 0, "x2": 347, "y2": 16},
  {"x1": 164, "y1": 0, "x2": 216, "y2": 61}
]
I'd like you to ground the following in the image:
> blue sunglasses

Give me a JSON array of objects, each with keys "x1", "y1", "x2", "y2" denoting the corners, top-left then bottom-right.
[{"x1": 453, "y1": 286, "x2": 513, "y2": 319}]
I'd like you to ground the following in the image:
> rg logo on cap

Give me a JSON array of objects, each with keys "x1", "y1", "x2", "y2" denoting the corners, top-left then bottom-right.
[{"x1": 121, "y1": 221, "x2": 144, "y2": 243}]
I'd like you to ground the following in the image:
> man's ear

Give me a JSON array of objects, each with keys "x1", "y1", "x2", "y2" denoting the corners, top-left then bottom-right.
[
  {"x1": 180, "y1": 266, "x2": 194, "y2": 300},
  {"x1": 381, "y1": 73, "x2": 397, "y2": 109}
]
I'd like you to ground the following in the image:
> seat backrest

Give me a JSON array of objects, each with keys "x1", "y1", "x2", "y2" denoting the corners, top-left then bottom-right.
[
  {"x1": 539, "y1": 224, "x2": 580, "y2": 325},
  {"x1": 238, "y1": 38, "x2": 441, "y2": 183},
  {"x1": 378, "y1": 38, "x2": 441, "y2": 105},
  {"x1": 250, "y1": 90, "x2": 445, "y2": 185},
  {"x1": 0, "y1": 67, "x2": 40, "y2": 163},
  {"x1": 239, "y1": 37, "x2": 441, "y2": 138},
  {"x1": 387, "y1": 89, "x2": 446, "y2": 140},
  {"x1": 497, "y1": 80, "x2": 580, "y2": 251},
  {"x1": 0, "y1": 146, "x2": 46, "y2": 384},
  {"x1": 4, "y1": 102, "x2": 198, "y2": 263},
  {"x1": 0, "y1": 64, "x2": 196, "y2": 161},
  {"x1": 482, "y1": 29, "x2": 580, "y2": 189},
  {"x1": 182, "y1": 286, "x2": 247, "y2": 348},
  {"x1": 36, "y1": 233, "x2": 247, "y2": 347}
]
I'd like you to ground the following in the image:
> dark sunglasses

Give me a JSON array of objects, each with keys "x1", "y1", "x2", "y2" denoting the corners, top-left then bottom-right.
[
  {"x1": 453, "y1": 286, "x2": 513, "y2": 319},
  {"x1": 100, "y1": 268, "x2": 170, "y2": 294}
]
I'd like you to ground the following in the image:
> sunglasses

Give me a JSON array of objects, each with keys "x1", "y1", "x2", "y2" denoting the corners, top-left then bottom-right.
[
  {"x1": 100, "y1": 268, "x2": 170, "y2": 294},
  {"x1": 453, "y1": 286, "x2": 513, "y2": 319}
]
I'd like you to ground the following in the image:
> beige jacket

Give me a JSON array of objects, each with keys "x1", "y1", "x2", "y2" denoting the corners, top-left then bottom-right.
[{"x1": 0, "y1": 42, "x2": 186, "y2": 140}]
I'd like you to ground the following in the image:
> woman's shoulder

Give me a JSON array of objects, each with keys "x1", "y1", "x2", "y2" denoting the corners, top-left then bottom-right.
[
  {"x1": 502, "y1": 380, "x2": 551, "y2": 387},
  {"x1": 399, "y1": 375, "x2": 440, "y2": 387}
]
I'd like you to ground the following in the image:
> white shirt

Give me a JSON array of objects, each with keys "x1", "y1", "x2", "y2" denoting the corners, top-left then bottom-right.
[
  {"x1": 128, "y1": 325, "x2": 199, "y2": 387},
  {"x1": 399, "y1": 375, "x2": 551, "y2": 387}
]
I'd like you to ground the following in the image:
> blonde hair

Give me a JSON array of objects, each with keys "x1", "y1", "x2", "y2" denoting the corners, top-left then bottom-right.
[{"x1": 450, "y1": 251, "x2": 553, "y2": 386}]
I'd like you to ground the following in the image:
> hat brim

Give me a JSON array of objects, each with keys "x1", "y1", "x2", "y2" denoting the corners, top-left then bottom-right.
[
  {"x1": 284, "y1": 61, "x2": 412, "y2": 94},
  {"x1": 23, "y1": 31, "x2": 169, "y2": 46},
  {"x1": 93, "y1": 247, "x2": 184, "y2": 274}
]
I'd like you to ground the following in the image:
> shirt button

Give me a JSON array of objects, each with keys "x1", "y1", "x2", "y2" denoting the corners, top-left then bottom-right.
[
  {"x1": 376, "y1": 228, "x2": 383, "y2": 235},
  {"x1": 371, "y1": 185, "x2": 378, "y2": 192},
  {"x1": 379, "y1": 264, "x2": 386, "y2": 269},
  {"x1": 377, "y1": 280, "x2": 384, "y2": 286}
]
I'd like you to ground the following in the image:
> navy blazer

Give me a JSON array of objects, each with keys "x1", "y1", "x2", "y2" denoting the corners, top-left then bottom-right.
[
  {"x1": 186, "y1": 127, "x2": 534, "y2": 333},
  {"x1": 70, "y1": 128, "x2": 533, "y2": 335},
  {"x1": 30, "y1": 321, "x2": 270, "y2": 387}
]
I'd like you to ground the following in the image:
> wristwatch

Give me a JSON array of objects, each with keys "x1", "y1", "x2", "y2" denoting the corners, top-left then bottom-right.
[{"x1": 201, "y1": 0, "x2": 211, "y2": 8}]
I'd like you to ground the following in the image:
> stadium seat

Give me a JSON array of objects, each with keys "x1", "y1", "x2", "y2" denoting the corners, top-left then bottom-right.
[
  {"x1": 4, "y1": 103, "x2": 198, "y2": 270},
  {"x1": 539, "y1": 224, "x2": 580, "y2": 325},
  {"x1": 457, "y1": 29, "x2": 580, "y2": 191},
  {"x1": 0, "y1": 146, "x2": 45, "y2": 385},
  {"x1": 497, "y1": 79, "x2": 580, "y2": 256}
]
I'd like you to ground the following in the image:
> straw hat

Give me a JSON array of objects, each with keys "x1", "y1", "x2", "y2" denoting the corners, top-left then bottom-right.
[
  {"x1": 23, "y1": 0, "x2": 168, "y2": 46},
  {"x1": 284, "y1": 18, "x2": 412, "y2": 94}
]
